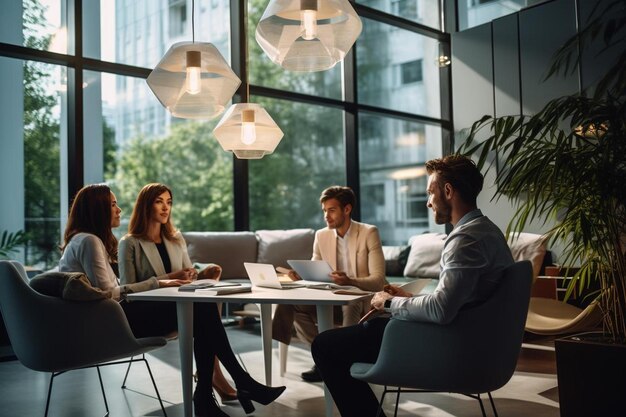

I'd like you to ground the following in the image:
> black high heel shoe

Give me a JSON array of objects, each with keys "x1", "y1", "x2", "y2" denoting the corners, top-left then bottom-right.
[
  {"x1": 193, "y1": 387, "x2": 230, "y2": 417},
  {"x1": 236, "y1": 384, "x2": 286, "y2": 414}
]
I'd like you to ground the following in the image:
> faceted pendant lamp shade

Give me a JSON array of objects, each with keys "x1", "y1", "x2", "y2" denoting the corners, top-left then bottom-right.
[
  {"x1": 256, "y1": 0, "x2": 362, "y2": 72},
  {"x1": 213, "y1": 103, "x2": 284, "y2": 159},
  {"x1": 147, "y1": 42, "x2": 241, "y2": 119}
]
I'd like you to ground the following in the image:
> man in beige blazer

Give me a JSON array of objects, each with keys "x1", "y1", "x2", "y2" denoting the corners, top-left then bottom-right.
[{"x1": 272, "y1": 186, "x2": 386, "y2": 382}]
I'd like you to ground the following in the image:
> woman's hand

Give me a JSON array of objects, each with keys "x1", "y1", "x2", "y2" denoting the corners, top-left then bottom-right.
[
  {"x1": 158, "y1": 279, "x2": 192, "y2": 288},
  {"x1": 168, "y1": 268, "x2": 197, "y2": 281}
]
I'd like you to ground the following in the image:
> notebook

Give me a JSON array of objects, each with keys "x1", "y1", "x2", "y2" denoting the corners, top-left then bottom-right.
[
  {"x1": 287, "y1": 260, "x2": 333, "y2": 282},
  {"x1": 244, "y1": 262, "x2": 305, "y2": 290}
]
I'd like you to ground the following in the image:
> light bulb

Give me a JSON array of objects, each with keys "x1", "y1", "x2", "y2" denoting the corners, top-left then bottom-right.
[
  {"x1": 301, "y1": 9, "x2": 318, "y2": 40},
  {"x1": 300, "y1": 0, "x2": 318, "y2": 40},
  {"x1": 241, "y1": 109, "x2": 256, "y2": 145},
  {"x1": 185, "y1": 51, "x2": 201, "y2": 95}
]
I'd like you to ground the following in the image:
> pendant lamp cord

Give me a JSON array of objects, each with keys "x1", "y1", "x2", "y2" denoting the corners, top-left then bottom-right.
[{"x1": 191, "y1": 0, "x2": 195, "y2": 43}]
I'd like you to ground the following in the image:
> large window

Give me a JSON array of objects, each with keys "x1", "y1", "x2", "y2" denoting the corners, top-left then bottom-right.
[
  {"x1": 359, "y1": 113, "x2": 444, "y2": 245},
  {"x1": 357, "y1": 17, "x2": 441, "y2": 118},
  {"x1": 248, "y1": 98, "x2": 345, "y2": 231},
  {"x1": 1, "y1": 0, "x2": 450, "y2": 266},
  {"x1": 458, "y1": 0, "x2": 527, "y2": 30}
]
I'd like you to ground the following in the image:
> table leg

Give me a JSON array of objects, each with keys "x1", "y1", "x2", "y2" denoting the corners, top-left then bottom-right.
[
  {"x1": 316, "y1": 304, "x2": 335, "y2": 417},
  {"x1": 259, "y1": 303, "x2": 273, "y2": 385},
  {"x1": 177, "y1": 301, "x2": 194, "y2": 417}
]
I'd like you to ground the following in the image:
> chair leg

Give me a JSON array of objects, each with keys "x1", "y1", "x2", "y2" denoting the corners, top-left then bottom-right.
[
  {"x1": 44, "y1": 372, "x2": 57, "y2": 417},
  {"x1": 476, "y1": 393, "x2": 487, "y2": 417},
  {"x1": 121, "y1": 355, "x2": 137, "y2": 388},
  {"x1": 375, "y1": 386, "x2": 388, "y2": 417},
  {"x1": 279, "y1": 342, "x2": 288, "y2": 376},
  {"x1": 488, "y1": 392, "x2": 498, "y2": 417},
  {"x1": 142, "y1": 356, "x2": 168, "y2": 417},
  {"x1": 394, "y1": 387, "x2": 401, "y2": 417},
  {"x1": 96, "y1": 366, "x2": 110, "y2": 417}
]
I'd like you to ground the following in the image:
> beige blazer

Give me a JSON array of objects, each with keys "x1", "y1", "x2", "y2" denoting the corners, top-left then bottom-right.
[
  {"x1": 312, "y1": 220, "x2": 386, "y2": 292},
  {"x1": 119, "y1": 232, "x2": 193, "y2": 286}
]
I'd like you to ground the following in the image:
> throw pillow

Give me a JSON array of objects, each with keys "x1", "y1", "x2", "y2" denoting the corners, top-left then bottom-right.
[
  {"x1": 382, "y1": 246, "x2": 408, "y2": 277},
  {"x1": 256, "y1": 229, "x2": 315, "y2": 269},
  {"x1": 403, "y1": 233, "x2": 447, "y2": 278},
  {"x1": 30, "y1": 271, "x2": 111, "y2": 301},
  {"x1": 507, "y1": 232, "x2": 547, "y2": 279}
]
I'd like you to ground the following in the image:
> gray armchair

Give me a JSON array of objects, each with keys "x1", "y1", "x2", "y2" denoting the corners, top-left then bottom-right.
[
  {"x1": 350, "y1": 260, "x2": 533, "y2": 417},
  {"x1": 0, "y1": 260, "x2": 168, "y2": 417}
]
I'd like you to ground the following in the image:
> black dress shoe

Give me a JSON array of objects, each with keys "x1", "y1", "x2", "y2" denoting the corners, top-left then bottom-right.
[{"x1": 301, "y1": 365, "x2": 323, "y2": 382}]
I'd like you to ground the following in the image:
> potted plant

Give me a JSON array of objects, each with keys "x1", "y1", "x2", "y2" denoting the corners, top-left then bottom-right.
[{"x1": 457, "y1": 2, "x2": 625, "y2": 416}]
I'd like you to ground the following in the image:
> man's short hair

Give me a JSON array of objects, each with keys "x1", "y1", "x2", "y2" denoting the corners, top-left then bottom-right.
[
  {"x1": 425, "y1": 155, "x2": 484, "y2": 206},
  {"x1": 320, "y1": 186, "x2": 356, "y2": 209}
]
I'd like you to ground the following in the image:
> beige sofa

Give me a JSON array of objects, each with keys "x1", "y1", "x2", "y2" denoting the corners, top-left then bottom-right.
[{"x1": 182, "y1": 229, "x2": 316, "y2": 280}]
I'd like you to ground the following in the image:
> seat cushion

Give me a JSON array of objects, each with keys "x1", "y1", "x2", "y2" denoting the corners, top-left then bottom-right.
[
  {"x1": 183, "y1": 231, "x2": 258, "y2": 279},
  {"x1": 256, "y1": 229, "x2": 315, "y2": 269},
  {"x1": 30, "y1": 272, "x2": 111, "y2": 301},
  {"x1": 403, "y1": 233, "x2": 447, "y2": 278}
]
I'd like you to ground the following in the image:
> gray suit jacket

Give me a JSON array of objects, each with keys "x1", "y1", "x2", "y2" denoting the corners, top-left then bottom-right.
[
  {"x1": 119, "y1": 232, "x2": 193, "y2": 286},
  {"x1": 312, "y1": 220, "x2": 386, "y2": 292}
]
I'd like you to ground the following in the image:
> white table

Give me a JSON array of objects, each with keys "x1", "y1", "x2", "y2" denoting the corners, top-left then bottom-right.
[{"x1": 128, "y1": 286, "x2": 370, "y2": 417}]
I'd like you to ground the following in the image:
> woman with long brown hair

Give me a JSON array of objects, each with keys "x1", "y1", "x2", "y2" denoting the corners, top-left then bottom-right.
[{"x1": 60, "y1": 184, "x2": 285, "y2": 417}]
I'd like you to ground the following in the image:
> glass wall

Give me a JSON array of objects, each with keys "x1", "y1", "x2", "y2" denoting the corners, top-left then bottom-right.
[
  {"x1": 458, "y1": 0, "x2": 528, "y2": 30},
  {"x1": 0, "y1": 0, "x2": 450, "y2": 266},
  {"x1": 357, "y1": 17, "x2": 441, "y2": 118},
  {"x1": 359, "y1": 113, "x2": 443, "y2": 244},
  {"x1": 248, "y1": 97, "x2": 345, "y2": 231},
  {"x1": 359, "y1": 0, "x2": 442, "y2": 30}
]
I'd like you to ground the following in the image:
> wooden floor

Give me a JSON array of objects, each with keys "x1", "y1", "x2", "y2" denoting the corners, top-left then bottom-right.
[{"x1": 0, "y1": 322, "x2": 560, "y2": 417}]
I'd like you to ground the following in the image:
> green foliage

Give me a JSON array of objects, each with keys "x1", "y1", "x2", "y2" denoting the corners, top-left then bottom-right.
[
  {"x1": 22, "y1": 0, "x2": 61, "y2": 269},
  {"x1": 457, "y1": 0, "x2": 626, "y2": 340},
  {"x1": 113, "y1": 121, "x2": 234, "y2": 232},
  {"x1": 0, "y1": 231, "x2": 27, "y2": 259}
]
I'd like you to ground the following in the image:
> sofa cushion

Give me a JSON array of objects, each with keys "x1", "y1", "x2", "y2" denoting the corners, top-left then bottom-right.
[
  {"x1": 382, "y1": 245, "x2": 409, "y2": 277},
  {"x1": 256, "y1": 229, "x2": 315, "y2": 269},
  {"x1": 403, "y1": 233, "x2": 447, "y2": 278},
  {"x1": 507, "y1": 232, "x2": 547, "y2": 280},
  {"x1": 183, "y1": 232, "x2": 258, "y2": 280},
  {"x1": 30, "y1": 271, "x2": 111, "y2": 301}
]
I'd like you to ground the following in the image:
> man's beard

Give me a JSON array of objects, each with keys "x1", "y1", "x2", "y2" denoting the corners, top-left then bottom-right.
[{"x1": 434, "y1": 201, "x2": 452, "y2": 224}]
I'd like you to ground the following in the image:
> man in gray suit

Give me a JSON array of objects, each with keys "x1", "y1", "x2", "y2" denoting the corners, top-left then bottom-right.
[{"x1": 272, "y1": 186, "x2": 386, "y2": 382}]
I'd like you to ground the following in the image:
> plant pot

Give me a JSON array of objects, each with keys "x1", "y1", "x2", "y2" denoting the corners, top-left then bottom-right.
[{"x1": 555, "y1": 332, "x2": 626, "y2": 417}]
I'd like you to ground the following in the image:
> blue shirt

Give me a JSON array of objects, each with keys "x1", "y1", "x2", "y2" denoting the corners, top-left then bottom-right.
[{"x1": 390, "y1": 210, "x2": 514, "y2": 324}]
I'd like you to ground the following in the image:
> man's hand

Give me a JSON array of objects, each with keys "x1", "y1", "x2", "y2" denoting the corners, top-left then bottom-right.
[
  {"x1": 371, "y1": 291, "x2": 394, "y2": 311},
  {"x1": 287, "y1": 270, "x2": 302, "y2": 281},
  {"x1": 330, "y1": 271, "x2": 352, "y2": 286},
  {"x1": 383, "y1": 284, "x2": 412, "y2": 298},
  {"x1": 198, "y1": 264, "x2": 222, "y2": 280}
]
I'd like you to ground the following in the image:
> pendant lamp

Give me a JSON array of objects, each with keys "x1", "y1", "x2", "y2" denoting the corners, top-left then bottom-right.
[
  {"x1": 212, "y1": 0, "x2": 284, "y2": 160},
  {"x1": 255, "y1": 0, "x2": 362, "y2": 72},
  {"x1": 213, "y1": 103, "x2": 284, "y2": 159},
  {"x1": 146, "y1": 2, "x2": 240, "y2": 119}
]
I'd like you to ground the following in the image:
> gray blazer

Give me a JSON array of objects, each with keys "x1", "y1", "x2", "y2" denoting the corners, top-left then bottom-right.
[{"x1": 119, "y1": 232, "x2": 193, "y2": 286}]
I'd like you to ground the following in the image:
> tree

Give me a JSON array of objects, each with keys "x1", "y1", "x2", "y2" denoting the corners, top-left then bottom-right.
[
  {"x1": 113, "y1": 121, "x2": 233, "y2": 232},
  {"x1": 23, "y1": 0, "x2": 61, "y2": 268}
]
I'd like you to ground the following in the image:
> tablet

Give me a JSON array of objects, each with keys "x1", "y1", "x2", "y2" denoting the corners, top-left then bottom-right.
[{"x1": 287, "y1": 260, "x2": 333, "y2": 282}]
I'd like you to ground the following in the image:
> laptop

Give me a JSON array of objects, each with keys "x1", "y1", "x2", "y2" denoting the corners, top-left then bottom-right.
[
  {"x1": 287, "y1": 260, "x2": 333, "y2": 282},
  {"x1": 244, "y1": 262, "x2": 305, "y2": 290}
]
